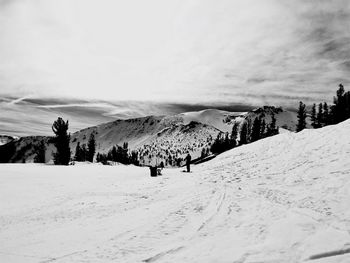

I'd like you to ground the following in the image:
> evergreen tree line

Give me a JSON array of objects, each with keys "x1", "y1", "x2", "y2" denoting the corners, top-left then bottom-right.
[
  {"x1": 96, "y1": 142, "x2": 140, "y2": 166},
  {"x1": 74, "y1": 134, "x2": 96, "y2": 162},
  {"x1": 210, "y1": 113, "x2": 279, "y2": 154},
  {"x1": 49, "y1": 117, "x2": 137, "y2": 166},
  {"x1": 34, "y1": 140, "x2": 46, "y2": 163},
  {"x1": 44, "y1": 117, "x2": 96, "y2": 165},
  {"x1": 296, "y1": 84, "x2": 350, "y2": 132}
]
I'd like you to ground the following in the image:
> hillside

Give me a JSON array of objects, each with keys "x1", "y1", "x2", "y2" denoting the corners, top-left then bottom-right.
[
  {"x1": 0, "y1": 136, "x2": 55, "y2": 163},
  {"x1": 70, "y1": 106, "x2": 298, "y2": 164},
  {"x1": 0, "y1": 107, "x2": 299, "y2": 164},
  {"x1": 1, "y1": 119, "x2": 349, "y2": 262},
  {"x1": 70, "y1": 116, "x2": 219, "y2": 166},
  {"x1": 135, "y1": 121, "x2": 219, "y2": 166}
]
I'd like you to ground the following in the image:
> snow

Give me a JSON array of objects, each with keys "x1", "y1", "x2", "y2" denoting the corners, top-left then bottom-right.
[
  {"x1": 179, "y1": 109, "x2": 241, "y2": 132},
  {"x1": 1, "y1": 120, "x2": 350, "y2": 262},
  {"x1": 0, "y1": 135, "x2": 18, "y2": 146}
]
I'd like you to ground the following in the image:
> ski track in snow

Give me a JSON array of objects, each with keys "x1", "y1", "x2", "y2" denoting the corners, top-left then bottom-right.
[{"x1": 1, "y1": 121, "x2": 350, "y2": 262}]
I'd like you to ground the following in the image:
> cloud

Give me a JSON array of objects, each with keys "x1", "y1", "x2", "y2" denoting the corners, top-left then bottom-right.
[
  {"x1": 0, "y1": 96, "x2": 255, "y2": 136},
  {"x1": 0, "y1": 0, "x2": 349, "y2": 109}
]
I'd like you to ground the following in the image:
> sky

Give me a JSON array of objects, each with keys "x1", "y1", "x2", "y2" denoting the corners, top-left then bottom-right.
[
  {"x1": 1, "y1": 0, "x2": 350, "y2": 135},
  {"x1": 0, "y1": 97, "x2": 255, "y2": 136}
]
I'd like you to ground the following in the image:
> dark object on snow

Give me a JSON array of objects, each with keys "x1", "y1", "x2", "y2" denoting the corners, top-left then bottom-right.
[
  {"x1": 157, "y1": 167, "x2": 162, "y2": 176},
  {"x1": 149, "y1": 166, "x2": 157, "y2": 177},
  {"x1": 52, "y1": 117, "x2": 71, "y2": 165},
  {"x1": 185, "y1": 153, "x2": 191, "y2": 172}
]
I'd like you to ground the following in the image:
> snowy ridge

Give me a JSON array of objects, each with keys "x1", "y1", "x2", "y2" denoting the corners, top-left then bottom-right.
[
  {"x1": 70, "y1": 116, "x2": 219, "y2": 165},
  {"x1": 69, "y1": 106, "x2": 298, "y2": 163},
  {"x1": 0, "y1": 134, "x2": 19, "y2": 146},
  {"x1": 178, "y1": 109, "x2": 242, "y2": 132},
  {"x1": 0, "y1": 120, "x2": 349, "y2": 262},
  {"x1": 0, "y1": 107, "x2": 299, "y2": 164}
]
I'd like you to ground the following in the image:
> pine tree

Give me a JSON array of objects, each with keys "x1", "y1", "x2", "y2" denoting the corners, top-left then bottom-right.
[
  {"x1": 344, "y1": 91, "x2": 350, "y2": 120},
  {"x1": 333, "y1": 84, "x2": 345, "y2": 123},
  {"x1": 317, "y1": 103, "x2": 323, "y2": 128},
  {"x1": 323, "y1": 102, "x2": 329, "y2": 125},
  {"x1": 74, "y1": 142, "x2": 81, "y2": 161},
  {"x1": 266, "y1": 113, "x2": 278, "y2": 136},
  {"x1": 270, "y1": 113, "x2": 278, "y2": 135},
  {"x1": 52, "y1": 117, "x2": 71, "y2": 165},
  {"x1": 210, "y1": 132, "x2": 224, "y2": 154},
  {"x1": 224, "y1": 132, "x2": 230, "y2": 151},
  {"x1": 296, "y1": 101, "x2": 307, "y2": 132},
  {"x1": 239, "y1": 121, "x2": 248, "y2": 145},
  {"x1": 246, "y1": 118, "x2": 252, "y2": 143},
  {"x1": 120, "y1": 142, "x2": 129, "y2": 164},
  {"x1": 109, "y1": 146, "x2": 117, "y2": 162},
  {"x1": 250, "y1": 117, "x2": 261, "y2": 142},
  {"x1": 96, "y1": 152, "x2": 108, "y2": 165},
  {"x1": 87, "y1": 133, "x2": 96, "y2": 162},
  {"x1": 80, "y1": 144, "x2": 88, "y2": 161},
  {"x1": 260, "y1": 119, "x2": 266, "y2": 138},
  {"x1": 130, "y1": 150, "x2": 139, "y2": 165},
  {"x1": 311, "y1": 103, "x2": 317, "y2": 128},
  {"x1": 230, "y1": 122, "x2": 239, "y2": 147},
  {"x1": 34, "y1": 140, "x2": 46, "y2": 163}
]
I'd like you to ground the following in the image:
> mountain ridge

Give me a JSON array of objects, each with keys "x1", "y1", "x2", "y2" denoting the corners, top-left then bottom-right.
[{"x1": 0, "y1": 106, "x2": 300, "y2": 164}]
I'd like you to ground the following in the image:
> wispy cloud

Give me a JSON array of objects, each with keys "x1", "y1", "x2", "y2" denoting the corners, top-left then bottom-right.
[
  {"x1": 0, "y1": 0, "x2": 349, "y2": 118},
  {"x1": 0, "y1": 97, "x2": 255, "y2": 136}
]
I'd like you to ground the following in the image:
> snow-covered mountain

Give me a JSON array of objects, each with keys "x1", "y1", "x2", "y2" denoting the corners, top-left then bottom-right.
[
  {"x1": 70, "y1": 116, "x2": 220, "y2": 166},
  {"x1": 70, "y1": 106, "x2": 297, "y2": 159},
  {"x1": 1, "y1": 119, "x2": 349, "y2": 262},
  {"x1": 0, "y1": 134, "x2": 19, "y2": 146},
  {"x1": 178, "y1": 109, "x2": 241, "y2": 132},
  {"x1": 172, "y1": 106, "x2": 298, "y2": 133},
  {"x1": 0, "y1": 107, "x2": 298, "y2": 164}
]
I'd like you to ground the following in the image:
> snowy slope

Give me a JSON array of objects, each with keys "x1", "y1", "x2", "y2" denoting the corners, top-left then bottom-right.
[
  {"x1": 135, "y1": 121, "x2": 219, "y2": 166},
  {"x1": 1, "y1": 120, "x2": 350, "y2": 262},
  {"x1": 178, "y1": 109, "x2": 242, "y2": 132},
  {"x1": 0, "y1": 135, "x2": 18, "y2": 146},
  {"x1": 244, "y1": 106, "x2": 300, "y2": 130},
  {"x1": 70, "y1": 117, "x2": 219, "y2": 165},
  {"x1": 177, "y1": 107, "x2": 299, "y2": 132}
]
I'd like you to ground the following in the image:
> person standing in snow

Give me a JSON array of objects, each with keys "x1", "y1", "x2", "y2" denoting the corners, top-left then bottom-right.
[{"x1": 185, "y1": 152, "x2": 191, "y2": 172}]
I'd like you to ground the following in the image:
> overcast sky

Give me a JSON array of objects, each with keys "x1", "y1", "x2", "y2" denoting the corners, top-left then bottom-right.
[{"x1": 0, "y1": 0, "x2": 349, "y2": 107}]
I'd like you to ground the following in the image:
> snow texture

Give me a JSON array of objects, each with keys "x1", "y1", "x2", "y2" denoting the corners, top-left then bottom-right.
[{"x1": 1, "y1": 120, "x2": 349, "y2": 262}]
